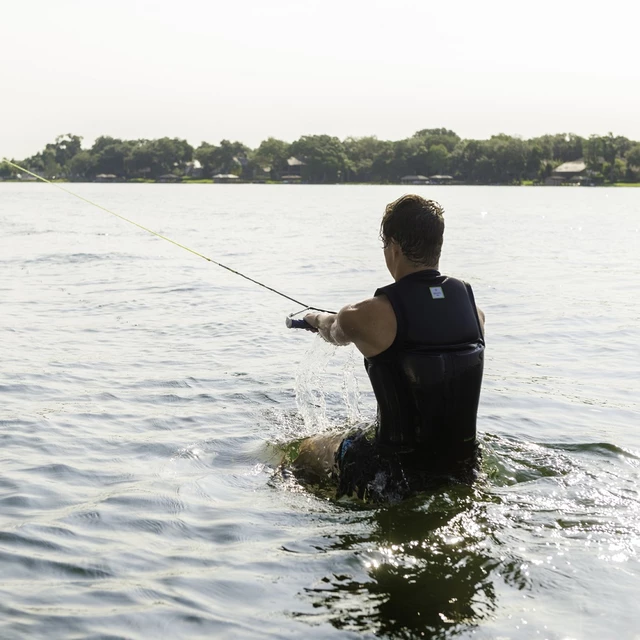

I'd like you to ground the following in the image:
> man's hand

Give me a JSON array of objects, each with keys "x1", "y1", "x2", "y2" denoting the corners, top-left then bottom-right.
[
  {"x1": 304, "y1": 311, "x2": 349, "y2": 345},
  {"x1": 300, "y1": 318, "x2": 319, "y2": 333}
]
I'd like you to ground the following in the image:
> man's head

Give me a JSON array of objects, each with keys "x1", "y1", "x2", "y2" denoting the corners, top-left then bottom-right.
[{"x1": 380, "y1": 195, "x2": 445, "y2": 274}]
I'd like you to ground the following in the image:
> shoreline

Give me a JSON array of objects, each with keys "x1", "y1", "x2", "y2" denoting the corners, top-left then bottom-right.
[{"x1": 2, "y1": 179, "x2": 639, "y2": 187}]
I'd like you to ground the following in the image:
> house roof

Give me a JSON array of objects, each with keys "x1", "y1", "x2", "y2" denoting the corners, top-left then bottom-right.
[
  {"x1": 287, "y1": 157, "x2": 305, "y2": 166},
  {"x1": 401, "y1": 175, "x2": 429, "y2": 180},
  {"x1": 429, "y1": 174, "x2": 453, "y2": 180},
  {"x1": 554, "y1": 160, "x2": 586, "y2": 174}
]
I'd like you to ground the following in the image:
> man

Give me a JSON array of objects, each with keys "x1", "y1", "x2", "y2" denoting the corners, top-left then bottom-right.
[{"x1": 293, "y1": 194, "x2": 485, "y2": 502}]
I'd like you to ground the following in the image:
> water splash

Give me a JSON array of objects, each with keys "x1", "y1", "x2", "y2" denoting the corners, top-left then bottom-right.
[
  {"x1": 294, "y1": 337, "x2": 337, "y2": 435},
  {"x1": 292, "y1": 338, "x2": 365, "y2": 438},
  {"x1": 341, "y1": 345, "x2": 363, "y2": 425}
]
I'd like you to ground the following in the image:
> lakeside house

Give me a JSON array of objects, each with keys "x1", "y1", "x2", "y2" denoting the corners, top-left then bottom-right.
[
  {"x1": 254, "y1": 165, "x2": 271, "y2": 182},
  {"x1": 95, "y1": 174, "x2": 118, "y2": 183},
  {"x1": 545, "y1": 159, "x2": 589, "y2": 186},
  {"x1": 213, "y1": 173, "x2": 239, "y2": 184},
  {"x1": 156, "y1": 174, "x2": 182, "y2": 183},
  {"x1": 400, "y1": 175, "x2": 430, "y2": 185},
  {"x1": 184, "y1": 160, "x2": 203, "y2": 179},
  {"x1": 429, "y1": 174, "x2": 454, "y2": 185},
  {"x1": 281, "y1": 157, "x2": 304, "y2": 182},
  {"x1": 16, "y1": 173, "x2": 38, "y2": 181}
]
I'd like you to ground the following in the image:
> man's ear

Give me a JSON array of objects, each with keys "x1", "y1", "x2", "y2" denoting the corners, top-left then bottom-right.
[{"x1": 390, "y1": 239, "x2": 402, "y2": 259}]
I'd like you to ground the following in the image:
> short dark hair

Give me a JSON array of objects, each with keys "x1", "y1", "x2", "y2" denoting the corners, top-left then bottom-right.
[{"x1": 380, "y1": 195, "x2": 445, "y2": 266}]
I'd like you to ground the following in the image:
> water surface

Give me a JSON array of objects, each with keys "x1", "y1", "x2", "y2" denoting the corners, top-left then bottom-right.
[{"x1": 1, "y1": 183, "x2": 639, "y2": 638}]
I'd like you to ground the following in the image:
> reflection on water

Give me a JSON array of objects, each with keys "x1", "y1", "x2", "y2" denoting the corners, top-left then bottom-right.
[
  {"x1": 285, "y1": 430, "x2": 640, "y2": 639},
  {"x1": 273, "y1": 337, "x2": 640, "y2": 638},
  {"x1": 297, "y1": 488, "x2": 499, "y2": 638}
]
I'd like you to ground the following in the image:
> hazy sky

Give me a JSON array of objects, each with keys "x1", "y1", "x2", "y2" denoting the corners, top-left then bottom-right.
[{"x1": 2, "y1": 0, "x2": 639, "y2": 158}]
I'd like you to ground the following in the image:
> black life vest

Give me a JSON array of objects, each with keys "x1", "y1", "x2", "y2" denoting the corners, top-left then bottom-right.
[{"x1": 364, "y1": 269, "x2": 484, "y2": 456}]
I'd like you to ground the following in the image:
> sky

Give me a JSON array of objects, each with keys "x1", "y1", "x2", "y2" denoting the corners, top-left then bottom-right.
[{"x1": 1, "y1": 0, "x2": 639, "y2": 159}]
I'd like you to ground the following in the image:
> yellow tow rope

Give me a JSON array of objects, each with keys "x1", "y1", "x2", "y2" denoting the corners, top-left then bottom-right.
[{"x1": 2, "y1": 159, "x2": 332, "y2": 313}]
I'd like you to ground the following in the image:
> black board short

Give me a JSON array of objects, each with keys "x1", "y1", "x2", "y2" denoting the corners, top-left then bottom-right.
[{"x1": 335, "y1": 425, "x2": 480, "y2": 503}]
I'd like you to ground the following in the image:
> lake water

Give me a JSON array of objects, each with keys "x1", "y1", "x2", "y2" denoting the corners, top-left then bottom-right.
[{"x1": 1, "y1": 183, "x2": 639, "y2": 639}]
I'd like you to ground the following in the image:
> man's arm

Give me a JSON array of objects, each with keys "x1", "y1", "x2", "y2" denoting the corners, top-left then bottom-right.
[
  {"x1": 303, "y1": 307, "x2": 354, "y2": 346},
  {"x1": 304, "y1": 296, "x2": 397, "y2": 357},
  {"x1": 476, "y1": 306, "x2": 485, "y2": 336}
]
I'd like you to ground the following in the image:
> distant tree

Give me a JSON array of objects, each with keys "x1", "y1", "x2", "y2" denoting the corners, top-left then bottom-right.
[
  {"x1": 45, "y1": 134, "x2": 83, "y2": 171},
  {"x1": 527, "y1": 136, "x2": 553, "y2": 161},
  {"x1": 126, "y1": 137, "x2": 194, "y2": 178},
  {"x1": 0, "y1": 161, "x2": 14, "y2": 178},
  {"x1": 125, "y1": 140, "x2": 154, "y2": 178},
  {"x1": 606, "y1": 158, "x2": 626, "y2": 183},
  {"x1": 486, "y1": 135, "x2": 528, "y2": 183},
  {"x1": 195, "y1": 140, "x2": 249, "y2": 176},
  {"x1": 67, "y1": 150, "x2": 96, "y2": 179},
  {"x1": 412, "y1": 128, "x2": 460, "y2": 152},
  {"x1": 525, "y1": 143, "x2": 547, "y2": 180},
  {"x1": 251, "y1": 137, "x2": 290, "y2": 179},
  {"x1": 472, "y1": 155, "x2": 496, "y2": 183},
  {"x1": 450, "y1": 139, "x2": 485, "y2": 182},
  {"x1": 194, "y1": 143, "x2": 217, "y2": 177},
  {"x1": 13, "y1": 129, "x2": 640, "y2": 185},
  {"x1": 23, "y1": 148, "x2": 61, "y2": 178},
  {"x1": 392, "y1": 135, "x2": 452, "y2": 178},
  {"x1": 344, "y1": 136, "x2": 393, "y2": 182},
  {"x1": 626, "y1": 144, "x2": 640, "y2": 168},
  {"x1": 154, "y1": 137, "x2": 193, "y2": 174},
  {"x1": 386, "y1": 137, "x2": 423, "y2": 179},
  {"x1": 369, "y1": 140, "x2": 397, "y2": 183},
  {"x1": 584, "y1": 135, "x2": 604, "y2": 172},
  {"x1": 624, "y1": 145, "x2": 640, "y2": 181},
  {"x1": 289, "y1": 135, "x2": 348, "y2": 183},
  {"x1": 449, "y1": 135, "x2": 527, "y2": 184},
  {"x1": 213, "y1": 140, "x2": 249, "y2": 175},
  {"x1": 553, "y1": 133, "x2": 583, "y2": 161},
  {"x1": 603, "y1": 133, "x2": 631, "y2": 165},
  {"x1": 90, "y1": 137, "x2": 136, "y2": 176},
  {"x1": 530, "y1": 133, "x2": 583, "y2": 163},
  {"x1": 538, "y1": 161, "x2": 555, "y2": 182},
  {"x1": 426, "y1": 144, "x2": 450, "y2": 175}
]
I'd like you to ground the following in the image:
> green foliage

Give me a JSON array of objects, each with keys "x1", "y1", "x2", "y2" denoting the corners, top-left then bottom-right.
[
  {"x1": 46, "y1": 134, "x2": 83, "y2": 169},
  {"x1": 90, "y1": 137, "x2": 135, "y2": 176},
  {"x1": 68, "y1": 150, "x2": 95, "y2": 179},
  {"x1": 195, "y1": 142, "x2": 218, "y2": 177},
  {"x1": 604, "y1": 158, "x2": 626, "y2": 183},
  {"x1": 0, "y1": 161, "x2": 15, "y2": 178},
  {"x1": 195, "y1": 140, "x2": 248, "y2": 176},
  {"x1": 213, "y1": 139, "x2": 249, "y2": 175},
  {"x1": 626, "y1": 144, "x2": 640, "y2": 168},
  {"x1": 126, "y1": 138, "x2": 194, "y2": 178},
  {"x1": 289, "y1": 135, "x2": 348, "y2": 183},
  {"x1": 24, "y1": 147, "x2": 61, "y2": 178},
  {"x1": 251, "y1": 138, "x2": 290, "y2": 179},
  {"x1": 413, "y1": 128, "x2": 460, "y2": 152},
  {"x1": 13, "y1": 129, "x2": 640, "y2": 184},
  {"x1": 343, "y1": 136, "x2": 393, "y2": 182}
]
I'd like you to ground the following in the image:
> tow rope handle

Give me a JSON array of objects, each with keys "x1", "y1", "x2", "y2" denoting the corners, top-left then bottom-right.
[{"x1": 285, "y1": 317, "x2": 318, "y2": 332}]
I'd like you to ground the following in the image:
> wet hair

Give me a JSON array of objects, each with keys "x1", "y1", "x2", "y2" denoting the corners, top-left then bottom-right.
[{"x1": 380, "y1": 195, "x2": 444, "y2": 267}]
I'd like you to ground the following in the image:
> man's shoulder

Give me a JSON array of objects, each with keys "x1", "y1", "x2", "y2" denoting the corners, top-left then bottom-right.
[
  {"x1": 338, "y1": 296, "x2": 396, "y2": 356},
  {"x1": 339, "y1": 294, "x2": 394, "y2": 321}
]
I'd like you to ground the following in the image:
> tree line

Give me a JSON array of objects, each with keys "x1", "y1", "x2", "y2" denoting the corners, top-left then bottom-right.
[{"x1": 2, "y1": 129, "x2": 640, "y2": 184}]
